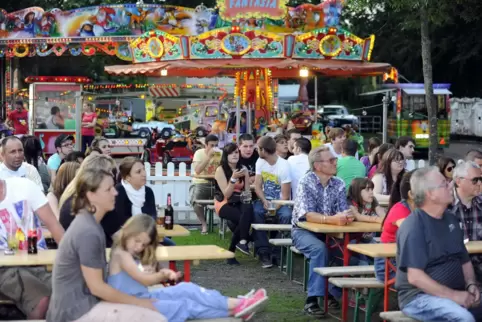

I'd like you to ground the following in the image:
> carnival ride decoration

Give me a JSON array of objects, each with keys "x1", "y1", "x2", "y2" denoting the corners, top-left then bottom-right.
[
  {"x1": 100, "y1": 0, "x2": 389, "y2": 135},
  {"x1": 2, "y1": 0, "x2": 391, "y2": 143}
]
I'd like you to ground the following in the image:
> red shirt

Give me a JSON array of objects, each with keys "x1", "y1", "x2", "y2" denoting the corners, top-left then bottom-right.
[
  {"x1": 8, "y1": 109, "x2": 29, "y2": 135},
  {"x1": 81, "y1": 112, "x2": 97, "y2": 136},
  {"x1": 380, "y1": 202, "x2": 412, "y2": 243}
]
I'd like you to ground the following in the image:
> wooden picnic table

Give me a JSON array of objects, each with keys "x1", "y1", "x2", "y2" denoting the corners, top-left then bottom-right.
[
  {"x1": 157, "y1": 224, "x2": 191, "y2": 238},
  {"x1": 0, "y1": 245, "x2": 233, "y2": 282},
  {"x1": 347, "y1": 241, "x2": 482, "y2": 315},
  {"x1": 297, "y1": 221, "x2": 381, "y2": 322}
]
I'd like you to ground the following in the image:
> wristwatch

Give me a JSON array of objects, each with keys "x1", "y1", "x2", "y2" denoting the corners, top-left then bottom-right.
[{"x1": 230, "y1": 178, "x2": 238, "y2": 184}]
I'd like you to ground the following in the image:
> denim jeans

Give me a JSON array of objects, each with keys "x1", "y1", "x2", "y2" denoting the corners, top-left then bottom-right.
[
  {"x1": 253, "y1": 200, "x2": 292, "y2": 256},
  {"x1": 402, "y1": 293, "x2": 482, "y2": 322},
  {"x1": 292, "y1": 228, "x2": 369, "y2": 298},
  {"x1": 374, "y1": 257, "x2": 396, "y2": 282}
]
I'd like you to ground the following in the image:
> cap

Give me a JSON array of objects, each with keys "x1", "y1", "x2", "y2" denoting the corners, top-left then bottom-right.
[{"x1": 55, "y1": 134, "x2": 74, "y2": 148}]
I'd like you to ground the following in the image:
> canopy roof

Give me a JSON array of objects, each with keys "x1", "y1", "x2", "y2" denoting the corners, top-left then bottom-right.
[{"x1": 105, "y1": 59, "x2": 391, "y2": 78}]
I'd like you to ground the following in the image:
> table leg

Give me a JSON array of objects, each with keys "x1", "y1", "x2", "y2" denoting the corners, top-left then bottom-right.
[
  {"x1": 169, "y1": 261, "x2": 177, "y2": 271},
  {"x1": 184, "y1": 260, "x2": 191, "y2": 282},
  {"x1": 341, "y1": 233, "x2": 351, "y2": 322},
  {"x1": 384, "y1": 258, "x2": 389, "y2": 314}
]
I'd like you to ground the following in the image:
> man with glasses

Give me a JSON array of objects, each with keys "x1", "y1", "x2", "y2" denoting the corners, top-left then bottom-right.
[
  {"x1": 0, "y1": 136, "x2": 43, "y2": 191},
  {"x1": 395, "y1": 136, "x2": 415, "y2": 170},
  {"x1": 47, "y1": 134, "x2": 74, "y2": 182},
  {"x1": 396, "y1": 167, "x2": 482, "y2": 322},
  {"x1": 291, "y1": 146, "x2": 355, "y2": 317},
  {"x1": 449, "y1": 161, "x2": 482, "y2": 279}
]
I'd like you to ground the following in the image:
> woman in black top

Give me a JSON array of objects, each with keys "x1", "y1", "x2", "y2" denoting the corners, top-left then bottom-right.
[
  {"x1": 114, "y1": 157, "x2": 175, "y2": 246},
  {"x1": 214, "y1": 143, "x2": 254, "y2": 265}
]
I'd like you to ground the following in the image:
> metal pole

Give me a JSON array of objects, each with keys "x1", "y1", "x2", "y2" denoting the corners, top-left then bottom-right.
[
  {"x1": 382, "y1": 94, "x2": 389, "y2": 144},
  {"x1": 75, "y1": 90, "x2": 82, "y2": 151},
  {"x1": 247, "y1": 103, "x2": 252, "y2": 134},
  {"x1": 236, "y1": 96, "x2": 241, "y2": 141},
  {"x1": 314, "y1": 76, "x2": 318, "y2": 110}
]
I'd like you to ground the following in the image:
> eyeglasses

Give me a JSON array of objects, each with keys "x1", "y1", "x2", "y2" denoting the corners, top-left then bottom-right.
[
  {"x1": 316, "y1": 158, "x2": 337, "y2": 164},
  {"x1": 462, "y1": 177, "x2": 482, "y2": 185},
  {"x1": 393, "y1": 159, "x2": 406, "y2": 165}
]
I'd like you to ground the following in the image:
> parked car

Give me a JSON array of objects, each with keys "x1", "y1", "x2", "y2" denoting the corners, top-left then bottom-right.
[
  {"x1": 131, "y1": 121, "x2": 176, "y2": 138},
  {"x1": 317, "y1": 105, "x2": 359, "y2": 128}
]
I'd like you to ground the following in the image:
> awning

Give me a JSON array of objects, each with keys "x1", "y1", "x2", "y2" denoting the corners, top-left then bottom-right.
[
  {"x1": 149, "y1": 86, "x2": 180, "y2": 97},
  {"x1": 105, "y1": 59, "x2": 391, "y2": 78},
  {"x1": 402, "y1": 88, "x2": 452, "y2": 95}
]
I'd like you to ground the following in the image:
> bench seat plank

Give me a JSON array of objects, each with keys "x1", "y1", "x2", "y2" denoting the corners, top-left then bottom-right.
[
  {"x1": 195, "y1": 200, "x2": 215, "y2": 205},
  {"x1": 269, "y1": 238, "x2": 292, "y2": 246},
  {"x1": 379, "y1": 311, "x2": 419, "y2": 322},
  {"x1": 251, "y1": 224, "x2": 291, "y2": 231},
  {"x1": 314, "y1": 265, "x2": 375, "y2": 277},
  {"x1": 328, "y1": 277, "x2": 384, "y2": 288}
]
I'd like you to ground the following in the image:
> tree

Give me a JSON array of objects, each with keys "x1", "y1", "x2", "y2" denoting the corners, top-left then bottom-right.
[{"x1": 349, "y1": 0, "x2": 453, "y2": 164}]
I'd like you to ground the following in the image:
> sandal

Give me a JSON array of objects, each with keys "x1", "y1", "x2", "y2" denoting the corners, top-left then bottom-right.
[
  {"x1": 328, "y1": 296, "x2": 340, "y2": 309},
  {"x1": 201, "y1": 230, "x2": 209, "y2": 235}
]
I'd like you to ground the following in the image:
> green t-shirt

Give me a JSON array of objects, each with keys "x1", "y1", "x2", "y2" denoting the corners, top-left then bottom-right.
[{"x1": 336, "y1": 156, "x2": 367, "y2": 188}]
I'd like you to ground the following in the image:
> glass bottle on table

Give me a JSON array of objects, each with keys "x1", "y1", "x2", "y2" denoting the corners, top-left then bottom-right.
[{"x1": 164, "y1": 193, "x2": 174, "y2": 230}]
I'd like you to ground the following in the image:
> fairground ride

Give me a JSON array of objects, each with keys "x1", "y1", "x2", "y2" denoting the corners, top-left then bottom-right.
[{"x1": 1, "y1": 0, "x2": 390, "y2": 154}]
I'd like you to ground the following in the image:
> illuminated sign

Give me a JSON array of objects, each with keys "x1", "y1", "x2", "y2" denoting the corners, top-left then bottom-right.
[{"x1": 218, "y1": 0, "x2": 288, "y2": 21}]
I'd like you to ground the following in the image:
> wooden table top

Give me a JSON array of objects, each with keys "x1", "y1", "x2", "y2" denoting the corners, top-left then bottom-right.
[
  {"x1": 0, "y1": 245, "x2": 234, "y2": 267},
  {"x1": 157, "y1": 224, "x2": 191, "y2": 237},
  {"x1": 44, "y1": 225, "x2": 190, "y2": 240},
  {"x1": 298, "y1": 221, "x2": 382, "y2": 234},
  {"x1": 347, "y1": 241, "x2": 482, "y2": 258}
]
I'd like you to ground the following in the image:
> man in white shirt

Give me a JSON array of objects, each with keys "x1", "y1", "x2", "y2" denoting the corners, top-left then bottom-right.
[
  {"x1": 254, "y1": 136, "x2": 292, "y2": 268},
  {"x1": 0, "y1": 177, "x2": 64, "y2": 319},
  {"x1": 0, "y1": 136, "x2": 44, "y2": 191},
  {"x1": 288, "y1": 137, "x2": 311, "y2": 199}
]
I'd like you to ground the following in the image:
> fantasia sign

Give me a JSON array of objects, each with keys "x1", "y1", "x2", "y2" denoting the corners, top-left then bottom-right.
[{"x1": 218, "y1": 0, "x2": 288, "y2": 20}]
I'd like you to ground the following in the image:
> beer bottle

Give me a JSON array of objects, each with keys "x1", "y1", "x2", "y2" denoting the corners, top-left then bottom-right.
[
  {"x1": 164, "y1": 193, "x2": 174, "y2": 230},
  {"x1": 27, "y1": 229, "x2": 38, "y2": 254}
]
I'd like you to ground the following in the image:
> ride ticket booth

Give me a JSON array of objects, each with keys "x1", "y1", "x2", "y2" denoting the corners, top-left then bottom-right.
[{"x1": 27, "y1": 77, "x2": 90, "y2": 154}]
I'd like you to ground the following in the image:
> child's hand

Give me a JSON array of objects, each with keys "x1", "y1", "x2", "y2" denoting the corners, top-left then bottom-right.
[
  {"x1": 160, "y1": 269, "x2": 180, "y2": 282},
  {"x1": 142, "y1": 265, "x2": 157, "y2": 274}
]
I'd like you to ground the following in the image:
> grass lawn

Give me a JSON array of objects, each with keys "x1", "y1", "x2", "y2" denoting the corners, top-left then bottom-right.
[{"x1": 172, "y1": 229, "x2": 386, "y2": 321}]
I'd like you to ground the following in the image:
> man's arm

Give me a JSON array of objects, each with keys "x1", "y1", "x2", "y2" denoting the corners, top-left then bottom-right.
[
  {"x1": 254, "y1": 174, "x2": 266, "y2": 202},
  {"x1": 193, "y1": 150, "x2": 211, "y2": 174},
  {"x1": 280, "y1": 183, "x2": 291, "y2": 200},
  {"x1": 36, "y1": 203, "x2": 64, "y2": 244}
]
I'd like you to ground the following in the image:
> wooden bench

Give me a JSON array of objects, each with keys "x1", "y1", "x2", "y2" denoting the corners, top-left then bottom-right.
[
  {"x1": 329, "y1": 277, "x2": 384, "y2": 322},
  {"x1": 286, "y1": 246, "x2": 309, "y2": 290},
  {"x1": 251, "y1": 224, "x2": 291, "y2": 231},
  {"x1": 313, "y1": 265, "x2": 375, "y2": 277},
  {"x1": 269, "y1": 239, "x2": 293, "y2": 273},
  {"x1": 379, "y1": 311, "x2": 419, "y2": 322}
]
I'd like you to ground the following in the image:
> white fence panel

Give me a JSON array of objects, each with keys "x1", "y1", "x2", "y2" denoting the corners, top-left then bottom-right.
[{"x1": 145, "y1": 162, "x2": 197, "y2": 224}]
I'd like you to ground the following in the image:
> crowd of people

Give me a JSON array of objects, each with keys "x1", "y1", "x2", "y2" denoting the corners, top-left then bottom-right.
[
  {"x1": 0, "y1": 134, "x2": 268, "y2": 321},
  {"x1": 192, "y1": 126, "x2": 482, "y2": 321}
]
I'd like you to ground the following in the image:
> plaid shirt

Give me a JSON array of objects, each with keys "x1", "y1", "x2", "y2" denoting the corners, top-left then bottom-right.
[{"x1": 448, "y1": 189, "x2": 482, "y2": 277}]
